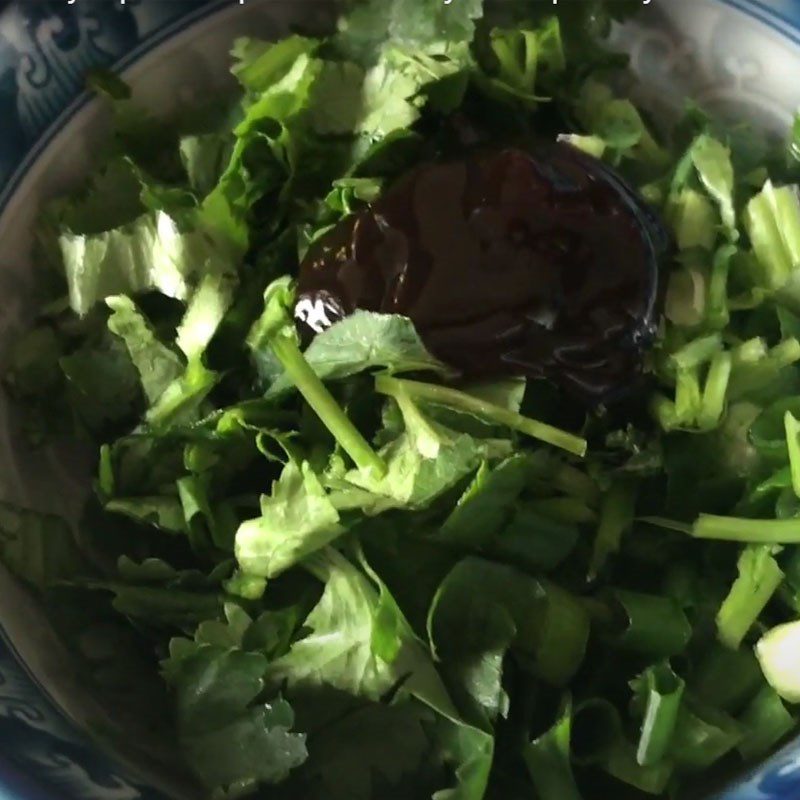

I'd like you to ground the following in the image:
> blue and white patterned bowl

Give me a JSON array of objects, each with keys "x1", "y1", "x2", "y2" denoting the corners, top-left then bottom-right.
[{"x1": 1, "y1": 1, "x2": 800, "y2": 798}]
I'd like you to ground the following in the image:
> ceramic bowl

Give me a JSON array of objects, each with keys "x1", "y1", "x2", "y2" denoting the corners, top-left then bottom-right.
[{"x1": 1, "y1": 1, "x2": 799, "y2": 798}]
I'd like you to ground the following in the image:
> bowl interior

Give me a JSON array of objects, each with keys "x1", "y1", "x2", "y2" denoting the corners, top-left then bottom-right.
[{"x1": 1, "y1": 1, "x2": 800, "y2": 797}]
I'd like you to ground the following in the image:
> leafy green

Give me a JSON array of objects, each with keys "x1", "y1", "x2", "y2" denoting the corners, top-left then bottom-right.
[
  {"x1": 61, "y1": 211, "x2": 230, "y2": 316},
  {"x1": 267, "y1": 312, "x2": 449, "y2": 396},
  {"x1": 107, "y1": 295, "x2": 184, "y2": 404},
  {"x1": 0, "y1": 503, "x2": 87, "y2": 589},
  {"x1": 268, "y1": 549, "x2": 454, "y2": 714},
  {"x1": 6, "y1": 2, "x2": 800, "y2": 799},
  {"x1": 165, "y1": 640, "x2": 307, "y2": 793},
  {"x1": 235, "y1": 460, "x2": 343, "y2": 580}
]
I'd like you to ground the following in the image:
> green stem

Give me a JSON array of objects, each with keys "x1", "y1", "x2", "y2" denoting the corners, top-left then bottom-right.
[
  {"x1": 375, "y1": 375, "x2": 587, "y2": 457},
  {"x1": 716, "y1": 545, "x2": 784, "y2": 650},
  {"x1": 271, "y1": 335, "x2": 386, "y2": 476},
  {"x1": 693, "y1": 514, "x2": 800, "y2": 543}
]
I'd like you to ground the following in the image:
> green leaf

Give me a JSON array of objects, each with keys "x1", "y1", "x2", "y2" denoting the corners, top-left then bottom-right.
[
  {"x1": 235, "y1": 461, "x2": 343, "y2": 579},
  {"x1": 433, "y1": 721, "x2": 494, "y2": 800},
  {"x1": 61, "y1": 211, "x2": 230, "y2": 316},
  {"x1": 231, "y1": 35, "x2": 320, "y2": 93},
  {"x1": 435, "y1": 454, "x2": 530, "y2": 548},
  {"x1": 105, "y1": 496, "x2": 187, "y2": 535},
  {"x1": 744, "y1": 180, "x2": 800, "y2": 293},
  {"x1": 0, "y1": 503, "x2": 86, "y2": 589},
  {"x1": 106, "y1": 295, "x2": 184, "y2": 404},
  {"x1": 429, "y1": 558, "x2": 589, "y2": 687},
  {"x1": 298, "y1": 698, "x2": 431, "y2": 800},
  {"x1": 60, "y1": 329, "x2": 141, "y2": 430},
  {"x1": 165, "y1": 644, "x2": 307, "y2": 792},
  {"x1": 179, "y1": 134, "x2": 230, "y2": 196},
  {"x1": 308, "y1": 58, "x2": 423, "y2": 140},
  {"x1": 175, "y1": 272, "x2": 237, "y2": 362},
  {"x1": 343, "y1": 411, "x2": 484, "y2": 513},
  {"x1": 268, "y1": 549, "x2": 454, "y2": 714},
  {"x1": 146, "y1": 360, "x2": 219, "y2": 430},
  {"x1": 428, "y1": 560, "x2": 516, "y2": 725},
  {"x1": 267, "y1": 312, "x2": 449, "y2": 397},
  {"x1": 86, "y1": 581, "x2": 222, "y2": 630},
  {"x1": 337, "y1": 0, "x2": 484, "y2": 58}
]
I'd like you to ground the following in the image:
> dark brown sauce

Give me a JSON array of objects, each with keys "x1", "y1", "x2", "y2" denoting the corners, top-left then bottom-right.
[{"x1": 295, "y1": 143, "x2": 669, "y2": 404}]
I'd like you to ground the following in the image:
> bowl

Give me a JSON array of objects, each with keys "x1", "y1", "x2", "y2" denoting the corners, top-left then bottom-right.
[{"x1": 1, "y1": 1, "x2": 800, "y2": 798}]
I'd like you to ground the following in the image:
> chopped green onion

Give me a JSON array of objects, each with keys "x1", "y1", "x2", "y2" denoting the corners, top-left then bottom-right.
[
  {"x1": 745, "y1": 181, "x2": 800, "y2": 291},
  {"x1": 665, "y1": 268, "x2": 706, "y2": 327},
  {"x1": 669, "y1": 703, "x2": 744, "y2": 770},
  {"x1": 675, "y1": 367, "x2": 701, "y2": 425},
  {"x1": 524, "y1": 697, "x2": 583, "y2": 800},
  {"x1": 603, "y1": 740, "x2": 672, "y2": 795},
  {"x1": 670, "y1": 334, "x2": 723, "y2": 371},
  {"x1": 737, "y1": 686, "x2": 795, "y2": 760},
  {"x1": 571, "y1": 698, "x2": 622, "y2": 766},
  {"x1": 729, "y1": 338, "x2": 800, "y2": 401},
  {"x1": 375, "y1": 375, "x2": 587, "y2": 457},
  {"x1": 697, "y1": 352, "x2": 732, "y2": 431},
  {"x1": 631, "y1": 662, "x2": 685, "y2": 767},
  {"x1": 668, "y1": 188, "x2": 717, "y2": 251},
  {"x1": 551, "y1": 464, "x2": 600, "y2": 505},
  {"x1": 604, "y1": 589, "x2": 692, "y2": 658},
  {"x1": 651, "y1": 394, "x2": 680, "y2": 432},
  {"x1": 706, "y1": 245, "x2": 735, "y2": 330},
  {"x1": 690, "y1": 645, "x2": 764, "y2": 714},
  {"x1": 732, "y1": 337, "x2": 768, "y2": 365},
  {"x1": 716, "y1": 545, "x2": 784, "y2": 650}
]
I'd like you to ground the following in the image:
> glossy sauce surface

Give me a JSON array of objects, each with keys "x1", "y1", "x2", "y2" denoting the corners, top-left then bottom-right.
[{"x1": 295, "y1": 144, "x2": 668, "y2": 403}]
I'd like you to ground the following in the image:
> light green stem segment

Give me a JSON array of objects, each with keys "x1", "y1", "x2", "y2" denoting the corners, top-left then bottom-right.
[
  {"x1": 375, "y1": 375, "x2": 588, "y2": 457},
  {"x1": 271, "y1": 335, "x2": 386, "y2": 476},
  {"x1": 693, "y1": 514, "x2": 800, "y2": 543}
]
